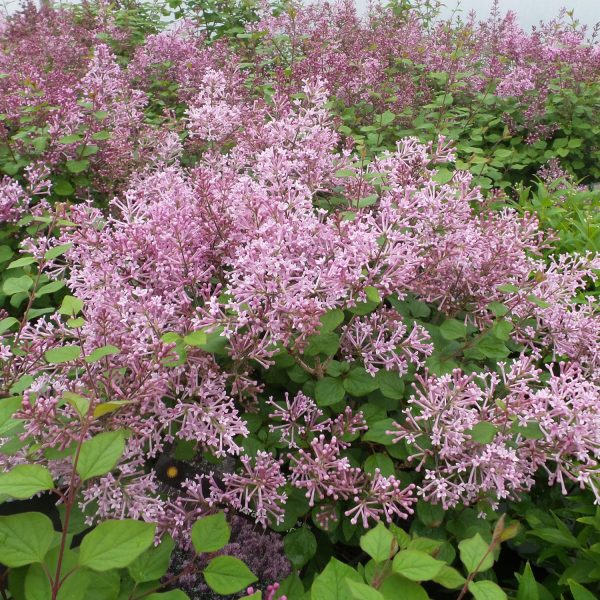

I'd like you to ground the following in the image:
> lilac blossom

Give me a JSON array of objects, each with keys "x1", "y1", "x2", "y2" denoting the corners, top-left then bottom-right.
[{"x1": 221, "y1": 452, "x2": 287, "y2": 527}]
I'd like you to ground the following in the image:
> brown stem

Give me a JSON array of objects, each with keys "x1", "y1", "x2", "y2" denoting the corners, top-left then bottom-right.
[
  {"x1": 2, "y1": 216, "x2": 58, "y2": 393},
  {"x1": 456, "y1": 516, "x2": 505, "y2": 600},
  {"x1": 50, "y1": 441, "x2": 84, "y2": 600},
  {"x1": 51, "y1": 333, "x2": 101, "y2": 600}
]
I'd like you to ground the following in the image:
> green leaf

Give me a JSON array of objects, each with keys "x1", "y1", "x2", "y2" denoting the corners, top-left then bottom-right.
[
  {"x1": 497, "y1": 284, "x2": 519, "y2": 293},
  {"x1": 360, "y1": 522, "x2": 396, "y2": 563},
  {"x1": 36, "y1": 280, "x2": 65, "y2": 297},
  {"x1": 433, "y1": 565, "x2": 466, "y2": 589},
  {"x1": 3, "y1": 275, "x2": 33, "y2": 295},
  {"x1": 27, "y1": 307, "x2": 55, "y2": 319},
  {"x1": 315, "y1": 376, "x2": 346, "y2": 406},
  {"x1": 393, "y1": 298, "x2": 417, "y2": 319},
  {"x1": 364, "y1": 453, "x2": 395, "y2": 477},
  {"x1": 191, "y1": 512, "x2": 231, "y2": 554},
  {"x1": 9, "y1": 374, "x2": 33, "y2": 395},
  {"x1": 93, "y1": 400, "x2": 130, "y2": 418},
  {"x1": 380, "y1": 110, "x2": 395, "y2": 126},
  {"x1": 425, "y1": 354, "x2": 458, "y2": 375},
  {"x1": 488, "y1": 302, "x2": 508, "y2": 317},
  {"x1": 0, "y1": 464, "x2": 54, "y2": 499},
  {"x1": 415, "y1": 501, "x2": 444, "y2": 528},
  {"x1": 349, "y1": 296, "x2": 379, "y2": 315},
  {"x1": 568, "y1": 580, "x2": 598, "y2": 600},
  {"x1": 511, "y1": 421, "x2": 544, "y2": 440},
  {"x1": 0, "y1": 316, "x2": 18, "y2": 333},
  {"x1": 284, "y1": 527, "x2": 317, "y2": 569},
  {"x1": 516, "y1": 563, "x2": 538, "y2": 600},
  {"x1": 33, "y1": 563, "x2": 87, "y2": 600},
  {"x1": 84, "y1": 344, "x2": 120, "y2": 363},
  {"x1": 407, "y1": 538, "x2": 442, "y2": 555},
  {"x1": 477, "y1": 335, "x2": 510, "y2": 359},
  {"x1": 59, "y1": 295, "x2": 83, "y2": 316},
  {"x1": 66, "y1": 160, "x2": 89, "y2": 174},
  {"x1": 0, "y1": 245, "x2": 13, "y2": 262},
  {"x1": 203, "y1": 556, "x2": 257, "y2": 595},
  {"x1": 0, "y1": 512, "x2": 54, "y2": 567},
  {"x1": 23, "y1": 563, "x2": 53, "y2": 600},
  {"x1": 468, "y1": 580, "x2": 507, "y2": 600},
  {"x1": 44, "y1": 345, "x2": 81, "y2": 364},
  {"x1": 44, "y1": 243, "x2": 73, "y2": 261},
  {"x1": 493, "y1": 320, "x2": 513, "y2": 341},
  {"x1": 81, "y1": 144, "x2": 99, "y2": 157},
  {"x1": 53, "y1": 179, "x2": 74, "y2": 196},
  {"x1": 76, "y1": 431, "x2": 125, "y2": 481},
  {"x1": 433, "y1": 167, "x2": 454, "y2": 184},
  {"x1": 494, "y1": 148, "x2": 512, "y2": 159},
  {"x1": 82, "y1": 570, "x2": 120, "y2": 600},
  {"x1": 379, "y1": 576, "x2": 428, "y2": 600},
  {"x1": 458, "y1": 533, "x2": 494, "y2": 573},
  {"x1": 0, "y1": 396, "x2": 22, "y2": 432},
  {"x1": 335, "y1": 169, "x2": 355, "y2": 178},
  {"x1": 128, "y1": 534, "x2": 175, "y2": 583},
  {"x1": 277, "y1": 573, "x2": 304, "y2": 599},
  {"x1": 79, "y1": 519, "x2": 156, "y2": 571},
  {"x1": 57, "y1": 503, "x2": 89, "y2": 536},
  {"x1": 190, "y1": 329, "x2": 228, "y2": 355},
  {"x1": 528, "y1": 527, "x2": 579, "y2": 548},
  {"x1": 440, "y1": 319, "x2": 467, "y2": 340},
  {"x1": 467, "y1": 422, "x2": 498, "y2": 444},
  {"x1": 183, "y1": 330, "x2": 208, "y2": 346},
  {"x1": 58, "y1": 134, "x2": 82, "y2": 144},
  {"x1": 64, "y1": 391, "x2": 89, "y2": 418},
  {"x1": 362, "y1": 419, "x2": 396, "y2": 445},
  {"x1": 147, "y1": 592, "x2": 190, "y2": 600},
  {"x1": 320, "y1": 309, "x2": 344, "y2": 333},
  {"x1": 376, "y1": 370, "x2": 404, "y2": 400},
  {"x1": 91, "y1": 130, "x2": 111, "y2": 141},
  {"x1": 365, "y1": 286, "x2": 381, "y2": 304},
  {"x1": 305, "y1": 332, "x2": 340, "y2": 357},
  {"x1": 358, "y1": 194, "x2": 379, "y2": 208},
  {"x1": 326, "y1": 360, "x2": 351, "y2": 377},
  {"x1": 389, "y1": 523, "x2": 410, "y2": 550},
  {"x1": 161, "y1": 332, "x2": 180, "y2": 344},
  {"x1": 25, "y1": 547, "x2": 90, "y2": 600},
  {"x1": 311, "y1": 558, "x2": 362, "y2": 600},
  {"x1": 344, "y1": 580, "x2": 384, "y2": 600},
  {"x1": 67, "y1": 317, "x2": 85, "y2": 328},
  {"x1": 344, "y1": 367, "x2": 379, "y2": 397},
  {"x1": 526, "y1": 294, "x2": 550, "y2": 308},
  {"x1": 7, "y1": 256, "x2": 36, "y2": 269},
  {"x1": 392, "y1": 550, "x2": 445, "y2": 581}
]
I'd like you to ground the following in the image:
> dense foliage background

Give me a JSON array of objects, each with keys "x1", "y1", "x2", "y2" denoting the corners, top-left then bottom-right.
[{"x1": 0, "y1": 0, "x2": 599, "y2": 599}]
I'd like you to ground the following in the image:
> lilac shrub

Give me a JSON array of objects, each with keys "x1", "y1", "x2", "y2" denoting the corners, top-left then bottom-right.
[
  {"x1": 0, "y1": 3, "x2": 598, "y2": 597},
  {"x1": 2, "y1": 66, "x2": 599, "y2": 541}
]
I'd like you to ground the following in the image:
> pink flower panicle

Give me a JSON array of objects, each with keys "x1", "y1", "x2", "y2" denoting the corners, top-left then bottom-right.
[
  {"x1": 221, "y1": 451, "x2": 288, "y2": 527},
  {"x1": 389, "y1": 359, "x2": 600, "y2": 509},
  {"x1": 341, "y1": 309, "x2": 433, "y2": 375}
]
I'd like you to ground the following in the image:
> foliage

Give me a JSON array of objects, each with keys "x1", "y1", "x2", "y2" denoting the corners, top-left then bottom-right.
[{"x1": 0, "y1": 500, "x2": 254, "y2": 598}]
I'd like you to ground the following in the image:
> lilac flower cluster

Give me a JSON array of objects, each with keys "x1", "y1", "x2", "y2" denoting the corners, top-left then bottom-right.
[
  {"x1": 389, "y1": 358, "x2": 600, "y2": 509},
  {"x1": 340, "y1": 309, "x2": 433, "y2": 375},
  {"x1": 254, "y1": 1, "x2": 600, "y2": 135}
]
